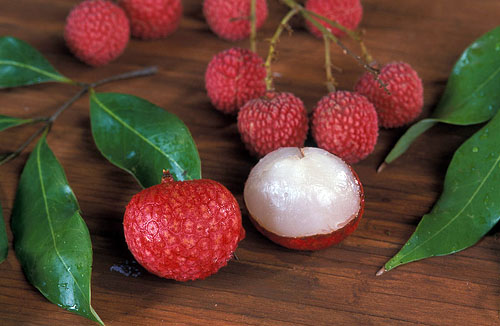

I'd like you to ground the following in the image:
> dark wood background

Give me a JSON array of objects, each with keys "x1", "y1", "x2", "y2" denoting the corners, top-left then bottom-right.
[{"x1": 1, "y1": 0, "x2": 499, "y2": 325}]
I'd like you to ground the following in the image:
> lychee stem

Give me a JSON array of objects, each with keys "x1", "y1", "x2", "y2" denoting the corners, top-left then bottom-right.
[
  {"x1": 161, "y1": 169, "x2": 174, "y2": 183},
  {"x1": 323, "y1": 34, "x2": 337, "y2": 93},
  {"x1": 250, "y1": 0, "x2": 257, "y2": 53},
  {"x1": 264, "y1": 8, "x2": 299, "y2": 91},
  {"x1": 376, "y1": 266, "x2": 387, "y2": 276}
]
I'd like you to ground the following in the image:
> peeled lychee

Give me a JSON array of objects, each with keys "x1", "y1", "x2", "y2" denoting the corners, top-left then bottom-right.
[
  {"x1": 64, "y1": 0, "x2": 130, "y2": 66},
  {"x1": 118, "y1": 0, "x2": 182, "y2": 40},
  {"x1": 305, "y1": 0, "x2": 363, "y2": 38},
  {"x1": 205, "y1": 47, "x2": 266, "y2": 114},
  {"x1": 355, "y1": 62, "x2": 424, "y2": 128},
  {"x1": 237, "y1": 92, "x2": 309, "y2": 157},
  {"x1": 244, "y1": 147, "x2": 364, "y2": 251},
  {"x1": 123, "y1": 172, "x2": 245, "y2": 281},
  {"x1": 203, "y1": 0, "x2": 268, "y2": 41},
  {"x1": 312, "y1": 91, "x2": 378, "y2": 164}
]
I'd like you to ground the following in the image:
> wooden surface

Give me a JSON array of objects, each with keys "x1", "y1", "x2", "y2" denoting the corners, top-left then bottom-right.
[{"x1": 1, "y1": 0, "x2": 499, "y2": 325}]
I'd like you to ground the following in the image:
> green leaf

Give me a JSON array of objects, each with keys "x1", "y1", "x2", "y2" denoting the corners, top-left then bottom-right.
[
  {"x1": 0, "y1": 202, "x2": 7, "y2": 264},
  {"x1": 0, "y1": 114, "x2": 35, "y2": 132},
  {"x1": 384, "y1": 26, "x2": 500, "y2": 164},
  {"x1": 90, "y1": 91, "x2": 201, "y2": 188},
  {"x1": 383, "y1": 109, "x2": 500, "y2": 273},
  {"x1": 11, "y1": 135, "x2": 103, "y2": 325},
  {"x1": 0, "y1": 36, "x2": 71, "y2": 88}
]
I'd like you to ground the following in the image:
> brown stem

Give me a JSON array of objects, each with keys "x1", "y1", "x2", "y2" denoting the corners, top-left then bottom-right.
[
  {"x1": 90, "y1": 66, "x2": 158, "y2": 88},
  {"x1": 250, "y1": 0, "x2": 257, "y2": 52},
  {"x1": 323, "y1": 34, "x2": 336, "y2": 93}
]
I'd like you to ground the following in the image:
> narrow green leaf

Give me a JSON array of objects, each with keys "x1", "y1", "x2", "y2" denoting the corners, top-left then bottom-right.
[
  {"x1": 90, "y1": 91, "x2": 201, "y2": 188},
  {"x1": 384, "y1": 26, "x2": 500, "y2": 164},
  {"x1": 0, "y1": 114, "x2": 35, "y2": 132},
  {"x1": 11, "y1": 135, "x2": 103, "y2": 325},
  {"x1": 0, "y1": 36, "x2": 71, "y2": 88},
  {"x1": 383, "y1": 110, "x2": 500, "y2": 273},
  {"x1": 0, "y1": 202, "x2": 7, "y2": 264}
]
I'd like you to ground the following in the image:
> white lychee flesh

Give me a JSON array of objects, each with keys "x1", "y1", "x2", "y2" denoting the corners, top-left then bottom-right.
[{"x1": 244, "y1": 147, "x2": 361, "y2": 238}]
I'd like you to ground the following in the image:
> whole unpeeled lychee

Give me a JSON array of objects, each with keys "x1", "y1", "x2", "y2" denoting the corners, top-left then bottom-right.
[
  {"x1": 203, "y1": 0, "x2": 268, "y2": 41},
  {"x1": 312, "y1": 91, "x2": 378, "y2": 164},
  {"x1": 118, "y1": 0, "x2": 182, "y2": 40},
  {"x1": 355, "y1": 62, "x2": 424, "y2": 128},
  {"x1": 244, "y1": 147, "x2": 364, "y2": 250},
  {"x1": 205, "y1": 48, "x2": 266, "y2": 114},
  {"x1": 64, "y1": 0, "x2": 130, "y2": 66},
  {"x1": 305, "y1": 0, "x2": 363, "y2": 38},
  {"x1": 237, "y1": 92, "x2": 309, "y2": 157},
  {"x1": 123, "y1": 172, "x2": 245, "y2": 281}
]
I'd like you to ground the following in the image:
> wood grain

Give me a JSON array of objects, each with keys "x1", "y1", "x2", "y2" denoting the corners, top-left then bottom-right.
[{"x1": 1, "y1": 0, "x2": 499, "y2": 325}]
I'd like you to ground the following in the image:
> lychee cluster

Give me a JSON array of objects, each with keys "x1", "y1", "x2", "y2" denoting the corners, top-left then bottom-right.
[{"x1": 64, "y1": 0, "x2": 183, "y2": 66}]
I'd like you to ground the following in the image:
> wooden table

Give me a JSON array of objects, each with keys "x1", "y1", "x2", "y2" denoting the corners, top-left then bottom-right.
[{"x1": 1, "y1": 0, "x2": 499, "y2": 325}]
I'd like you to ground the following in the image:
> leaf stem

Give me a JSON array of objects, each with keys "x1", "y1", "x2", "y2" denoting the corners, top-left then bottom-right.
[
  {"x1": 90, "y1": 66, "x2": 158, "y2": 88},
  {"x1": 323, "y1": 34, "x2": 336, "y2": 93},
  {"x1": 265, "y1": 8, "x2": 299, "y2": 91},
  {"x1": 250, "y1": 0, "x2": 257, "y2": 52}
]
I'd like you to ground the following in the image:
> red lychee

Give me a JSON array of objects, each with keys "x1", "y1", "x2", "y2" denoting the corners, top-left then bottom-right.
[
  {"x1": 312, "y1": 91, "x2": 378, "y2": 164},
  {"x1": 205, "y1": 47, "x2": 266, "y2": 114},
  {"x1": 203, "y1": 0, "x2": 268, "y2": 41},
  {"x1": 305, "y1": 0, "x2": 363, "y2": 38},
  {"x1": 123, "y1": 172, "x2": 245, "y2": 281},
  {"x1": 118, "y1": 0, "x2": 182, "y2": 40},
  {"x1": 237, "y1": 92, "x2": 309, "y2": 157},
  {"x1": 354, "y1": 62, "x2": 424, "y2": 128},
  {"x1": 244, "y1": 147, "x2": 364, "y2": 250},
  {"x1": 64, "y1": 0, "x2": 130, "y2": 66}
]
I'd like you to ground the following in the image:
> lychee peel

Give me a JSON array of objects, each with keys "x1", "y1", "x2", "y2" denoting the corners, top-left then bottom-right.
[
  {"x1": 355, "y1": 62, "x2": 424, "y2": 128},
  {"x1": 123, "y1": 174, "x2": 245, "y2": 281},
  {"x1": 119, "y1": 0, "x2": 182, "y2": 40},
  {"x1": 237, "y1": 92, "x2": 309, "y2": 157},
  {"x1": 203, "y1": 0, "x2": 268, "y2": 41},
  {"x1": 305, "y1": 0, "x2": 363, "y2": 38},
  {"x1": 64, "y1": 0, "x2": 130, "y2": 66},
  {"x1": 205, "y1": 47, "x2": 266, "y2": 114},
  {"x1": 312, "y1": 91, "x2": 378, "y2": 164}
]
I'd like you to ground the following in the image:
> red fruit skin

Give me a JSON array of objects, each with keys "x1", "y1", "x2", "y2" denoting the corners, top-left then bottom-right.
[
  {"x1": 237, "y1": 92, "x2": 309, "y2": 157},
  {"x1": 312, "y1": 91, "x2": 378, "y2": 164},
  {"x1": 355, "y1": 62, "x2": 424, "y2": 128},
  {"x1": 249, "y1": 167, "x2": 364, "y2": 251},
  {"x1": 305, "y1": 0, "x2": 363, "y2": 38},
  {"x1": 123, "y1": 176, "x2": 245, "y2": 281},
  {"x1": 119, "y1": 0, "x2": 182, "y2": 40},
  {"x1": 203, "y1": 0, "x2": 268, "y2": 41},
  {"x1": 205, "y1": 48, "x2": 266, "y2": 114},
  {"x1": 64, "y1": 0, "x2": 130, "y2": 66}
]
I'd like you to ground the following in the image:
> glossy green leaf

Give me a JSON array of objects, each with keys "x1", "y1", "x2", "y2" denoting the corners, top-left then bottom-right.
[
  {"x1": 11, "y1": 135, "x2": 103, "y2": 325},
  {"x1": 0, "y1": 36, "x2": 71, "y2": 88},
  {"x1": 384, "y1": 26, "x2": 500, "y2": 164},
  {"x1": 90, "y1": 91, "x2": 201, "y2": 188},
  {"x1": 382, "y1": 110, "x2": 500, "y2": 273},
  {"x1": 0, "y1": 114, "x2": 35, "y2": 132},
  {"x1": 0, "y1": 202, "x2": 7, "y2": 264}
]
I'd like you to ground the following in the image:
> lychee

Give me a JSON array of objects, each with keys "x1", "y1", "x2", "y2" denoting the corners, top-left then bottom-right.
[
  {"x1": 244, "y1": 147, "x2": 364, "y2": 251},
  {"x1": 203, "y1": 0, "x2": 268, "y2": 41},
  {"x1": 355, "y1": 62, "x2": 424, "y2": 128},
  {"x1": 237, "y1": 92, "x2": 309, "y2": 157},
  {"x1": 205, "y1": 47, "x2": 266, "y2": 114},
  {"x1": 64, "y1": 0, "x2": 130, "y2": 66},
  {"x1": 118, "y1": 0, "x2": 182, "y2": 40},
  {"x1": 312, "y1": 91, "x2": 378, "y2": 164},
  {"x1": 123, "y1": 172, "x2": 245, "y2": 281},
  {"x1": 305, "y1": 0, "x2": 363, "y2": 38}
]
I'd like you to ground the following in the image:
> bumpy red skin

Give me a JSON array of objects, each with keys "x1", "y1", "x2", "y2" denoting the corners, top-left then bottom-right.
[
  {"x1": 119, "y1": 0, "x2": 182, "y2": 40},
  {"x1": 312, "y1": 91, "x2": 378, "y2": 164},
  {"x1": 355, "y1": 62, "x2": 424, "y2": 128},
  {"x1": 305, "y1": 0, "x2": 363, "y2": 38},
  {"x1": 237, "y1": 92, "x2": 309, "y2": 157},
  {"x1": 203, "y1": 0, "x2": 268, "y2": 41},
  {"x1": 64, "y1": 0, "x2": 130, "y2": 66},
  {"x1": 249, "y1": 167, "x2": 364, "y2": 251},
  {"x1": 205, "y1": 48, "x2": 266, "y2": 114},
  {"x1": 123, "y1": 175, "x2": 245, "y2": 281}
]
